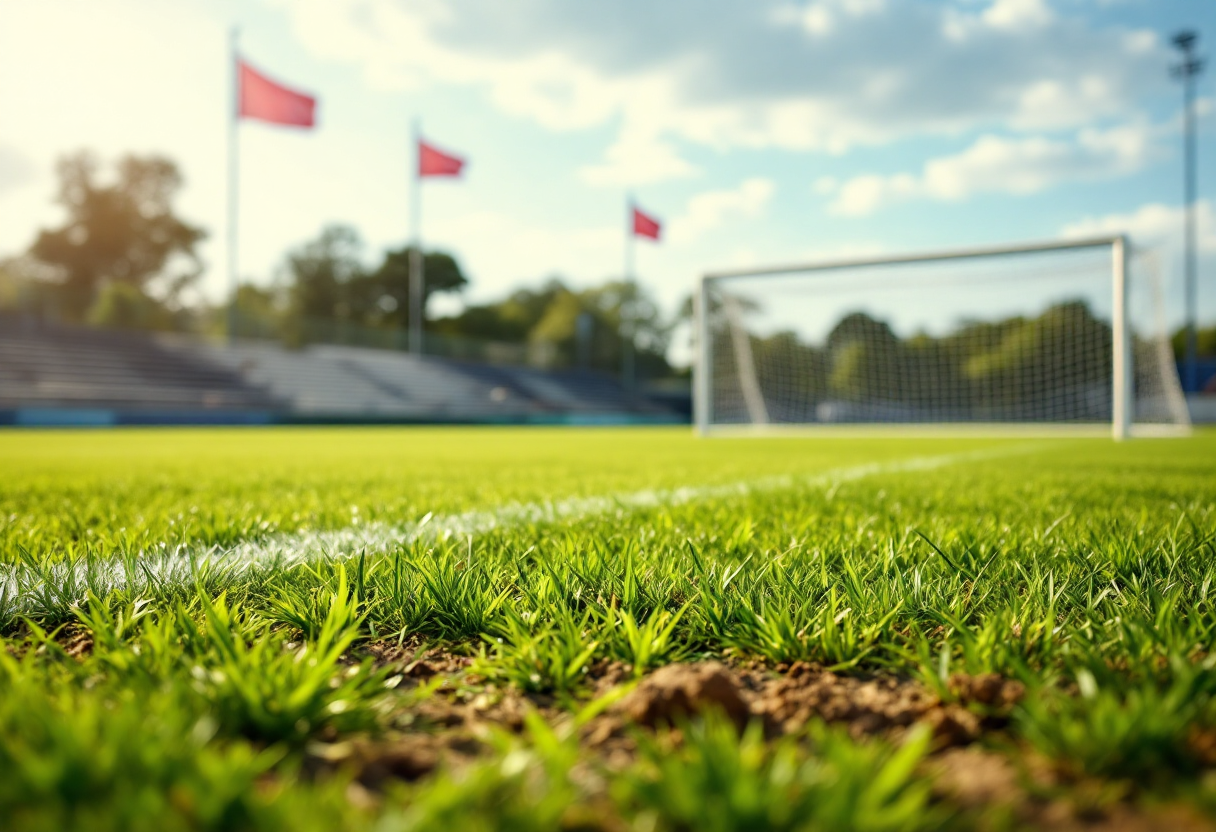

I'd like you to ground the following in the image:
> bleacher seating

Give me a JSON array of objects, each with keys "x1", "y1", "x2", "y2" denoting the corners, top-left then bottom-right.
[
  {"x1": 184, "y1": 339, "x2": 667, "y2": 419},
  {"x1": 0, "y1": 315, "x2": 279, "y2": 413},
  {"x1": 0, "y1": 315, "x2": 675, "y2": 423}
]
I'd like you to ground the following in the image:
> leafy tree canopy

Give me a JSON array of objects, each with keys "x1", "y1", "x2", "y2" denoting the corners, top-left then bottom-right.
[
  {"x1": 28, "y1": 151, "x2": 205, "y2": 320},
  {"x1": 279, "y1": 224, "x2": 469, "y2": 328},
  {"x1": 434, "y1": 278, "x2": 673, "y2": 376}
]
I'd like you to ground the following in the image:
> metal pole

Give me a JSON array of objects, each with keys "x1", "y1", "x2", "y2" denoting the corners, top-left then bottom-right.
[
  {"x1": 227, "y1": 27, "x2": 240, "y2": 344},
  {"x1": 409, "y1": 118, "x2": 424, "y2": 355},
  {"x1": 693, "y1": 276, "x2": 713, "y2": 435},
  {"x1": 1111, "y1": 236, "x2": 1131, "y2": 440},
  {"x1": 622, "y1": 196, "x2": 635, "y2": 392},
  {"x1": 1172, "y1": 31, "x2": 1204, "y2": 393},
  {"x1": 1183, "y1": 57, "x2": 1198, "y2": 393}
]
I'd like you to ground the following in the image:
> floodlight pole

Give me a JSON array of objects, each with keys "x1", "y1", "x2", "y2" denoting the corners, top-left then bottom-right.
[{"x1": 1172, "y1": 31, "x2": 1205, "y2": 393}]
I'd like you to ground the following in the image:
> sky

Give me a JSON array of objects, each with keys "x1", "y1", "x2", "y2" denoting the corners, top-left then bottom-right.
[{"x1": 1, "y1": 0, "x2": 1213, "y2": 352}]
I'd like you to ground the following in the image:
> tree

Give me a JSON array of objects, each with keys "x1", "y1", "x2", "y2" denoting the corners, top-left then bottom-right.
[
  {"x1": 965, "y1": 301, "x2": 1111, "y2": 416},
  {"x1": 825, "y1": 313, "x2": 902, "y2": 401},
  {"x1": 28, "y1": 151, "x2": 205, "y2": 321},
  {"x1": 284, "y1": 224, "x2": 365, "y2": 321},
  {"x1": 344, "y1": 246, "x2": 469, "y2": 328},
  {"x1": 431, "y1": 280, "x2": 566, "y2": 343},
  {"x1": 522, "y1": 279, "x2": 671, "y2": 375},
  {"x1": 826, "y1": 312, "x2": 898, "y2": 355},
  {"x1": 0, "y1": 259, "x2": 20, "y2": 311},
  {"x1": 433, "y1": 277, "x2": 674, "y2": 377},
  {"x1": 274, "y1": 227, "x2": 471, "y2": 346},
  {"x1": 753, "y1": 331, "x2": 828, "y2": 406},
  {"x1": 227, "y1": 283, "x2": 286, "y2": 339},
  {"x1": 1172, "y1": 324, "x2": 1216, "y2": 359},
  {"x1": 87, "y1": 282, "x2": 174, "y2": 330},
  {"x1": 583, "y1": 279, "x2": 672, "y2": 377}
]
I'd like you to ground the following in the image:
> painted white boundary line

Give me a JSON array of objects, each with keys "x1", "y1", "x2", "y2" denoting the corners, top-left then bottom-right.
[{"x1": 1, "y1": 443, "x2": 1046, "y2": 615}]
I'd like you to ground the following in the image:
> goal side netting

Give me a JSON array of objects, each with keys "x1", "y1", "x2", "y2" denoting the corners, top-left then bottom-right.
[{"x1": 694, "y1": 237, "x2": 1190, "y2": 438}]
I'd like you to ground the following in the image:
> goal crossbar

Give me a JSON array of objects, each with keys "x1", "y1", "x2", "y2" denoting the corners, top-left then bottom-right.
[
  {"x1": 693, "y1": 235, "x2": 1173, "y2": 441},
  {"x1": 703, "y1": 235, "x2": 1125, "y2": 281}
]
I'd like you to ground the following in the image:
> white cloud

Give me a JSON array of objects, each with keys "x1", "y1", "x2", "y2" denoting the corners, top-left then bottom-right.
[
  {"x1": 580, "y1": 130, "x2": 698, "y2": 187},
  {"x1": 1010, "y1": 76, "x2": 1123, "y2": 131},
  {"x1": 802, "y1": 5, "x2": 834, "y2": 36},
  {"x1": 944, "y1": 0, "x2": 1054, "y2": 42},
  {"x1": 780, "y1": 0, "x2": 886, "y2": 37},
  {"x1": 983, "y1": 0, "x2": 1053, "y2": 32},
  {"x1": 425, "y1": 208, "x2": 620, "y2": 300},
  {"x1": 826, "y1": 122, "x2": 1158, "y2": 216},
  {"x1": 828, "y1": 174, "x2": 914, "y2": 216},
  {"x1": 271, "y1": 0, "x2": 1168, "y2": 186},
  {"x1": 0, "y1": 145, "x2": 37, "y2": 197},
  {"x1": 668, "y1": 178, "x2": 775, "y2": 244},
  {"x1": 0, "y1": 1, "x2": 232, "y2": 266},
  {"x1": 1059, "y1": 201, "x2": 1216, "y2": 328},
  {"x1": 1061, "y1": 200, "x2": 1216, "y2": 254},
  {"x1": 1123, "y1": 29, "x2": 1158, "y2": 54}
]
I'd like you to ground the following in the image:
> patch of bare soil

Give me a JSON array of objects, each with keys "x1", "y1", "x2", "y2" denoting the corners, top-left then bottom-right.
[
  {"x1": 315, "y1": 640, "x2": 569, "y2": 787},
  {"x1": 749, "y1": 663, "x2": 1023, "y2": 745},
  {"x1": 309, "y1": 731, "x2": 485, "y2": 790},
  {"x1": 362, "y1": 639, "x2": 475, "y2": 678},
  {"x1": 339, "y1": 645, "x2": 1212, "y2": 828},
  {"x1": 581, "y1": 661, "x2": 1025, "y2": 755},
  {"x1": 57, "y1": 623, "x2": 94, "y2": 659},
  {"x1": 5, "y1": 622, "x2": 95, "y2": 660},
  {"x1": 932, "y1": 747, "x2": 1215, "y2": 831},
  {"x1": 616, "y1": 661, "x2": 751, "y2": 730},
  {"x1": 346, "y1": 646, "x2": 1028, "y2": 783}
]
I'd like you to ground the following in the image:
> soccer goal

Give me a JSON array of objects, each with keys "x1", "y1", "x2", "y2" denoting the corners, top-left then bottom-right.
[{"x1": 693, "y1": 236, "x2": 1191, "y2": 439}]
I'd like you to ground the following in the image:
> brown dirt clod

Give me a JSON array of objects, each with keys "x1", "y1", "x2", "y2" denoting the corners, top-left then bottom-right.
[
  {"x1": 618, "y1": 661, "x2": 751, "y2": 729},
  {"x1": 362, "y1": 640, "x2": 474, "y2": 677},
  {"x1": 932, "y1": 746, "x2": 1023, "y2": 809},
  {"x1": 746, "y1": 662, "x2": 991, "y2": 746},
  {"x1": 949, "y1": 672, "x2": 1026, "y2": 709},
  {"x1": 313, "y1": 643, "x2": 1209, "y2": 828}
]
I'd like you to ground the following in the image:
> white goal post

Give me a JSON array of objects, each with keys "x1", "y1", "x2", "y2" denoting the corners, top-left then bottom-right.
[{"x1": 693, "y1": 236, "x2": 1191, "y2": 440}]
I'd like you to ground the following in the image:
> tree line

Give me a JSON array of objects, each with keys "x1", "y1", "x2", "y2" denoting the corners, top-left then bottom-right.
[
  {"x1": 725, "y1": 301, "x2": 1118, "y2": 420},
  {"x1": 1, "y1": 150, "x2": 1211, "y2": 383},
  {"x1": 0, "y1": 151, "x2": 675, "y2": 378}
]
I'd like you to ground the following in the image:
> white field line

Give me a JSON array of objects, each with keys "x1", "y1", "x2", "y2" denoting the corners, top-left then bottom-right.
[{"x1": 0, "y1": 443, "x2": 1046, "y2": 614}]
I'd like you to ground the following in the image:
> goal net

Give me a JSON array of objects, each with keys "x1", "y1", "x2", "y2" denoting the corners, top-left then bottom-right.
[{"x1": 694, "y1": 237, "x2": 1190, "y2": 438}]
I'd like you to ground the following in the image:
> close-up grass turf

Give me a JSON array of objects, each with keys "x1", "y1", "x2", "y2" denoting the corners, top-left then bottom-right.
[{"x1": 2, "y1": 426, "x2": 1215, "y2": 831}]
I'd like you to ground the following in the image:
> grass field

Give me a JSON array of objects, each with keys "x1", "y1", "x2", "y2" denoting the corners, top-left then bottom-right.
[{"x1": 2, "y1": 427, "x2": 1215, "y2": 831}]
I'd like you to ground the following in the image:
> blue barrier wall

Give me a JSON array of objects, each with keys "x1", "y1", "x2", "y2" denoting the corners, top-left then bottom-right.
[{"x1": 1177, "y1": 360, "x2": 1216, "y2": 393}]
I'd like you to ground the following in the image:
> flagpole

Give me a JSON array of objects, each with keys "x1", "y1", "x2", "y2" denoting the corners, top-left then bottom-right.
[
  {"x1": 226, "y1": 27, "x2": 240, "y2": 344},
  {"x1": 622, "y1": 194, "x2": 636, "y2": 392},
  {"x1": 408, "y1": 118, "x2": 424, "y2": 355}
]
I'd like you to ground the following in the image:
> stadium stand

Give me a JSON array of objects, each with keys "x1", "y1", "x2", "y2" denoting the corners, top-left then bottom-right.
[
  {"x1": 0, "y1": 315, "x2": 279, "y2": 416},
  {"x1": 0, "y1": 314, "x2": 679, "y2": 425}
]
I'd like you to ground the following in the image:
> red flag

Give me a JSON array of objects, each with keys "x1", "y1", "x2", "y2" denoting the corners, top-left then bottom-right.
[
  {"x1": 238, "y1": 60, "x2": 316, "y2": 128},
  {"x1": 632, "y1": 206, "x2": 661, "y2": 241},
  {"x1": 419, "y1": 140, "x2": 465, "y2": 177}
]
